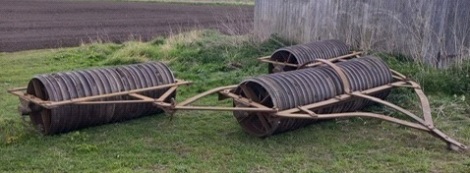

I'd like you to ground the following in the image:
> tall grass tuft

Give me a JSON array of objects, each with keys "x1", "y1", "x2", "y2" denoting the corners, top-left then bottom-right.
[{"x1": 378, "y1": 52, "x2": 470, "y2": 96}]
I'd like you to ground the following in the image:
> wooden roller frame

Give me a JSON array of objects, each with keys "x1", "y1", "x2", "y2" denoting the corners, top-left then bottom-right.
[
  {"x1": 258, "y1": 51, "x2": 363, "y2": 70},
  {"x1": 8, "y1": 60, "x2": 468, "y2": 151}
]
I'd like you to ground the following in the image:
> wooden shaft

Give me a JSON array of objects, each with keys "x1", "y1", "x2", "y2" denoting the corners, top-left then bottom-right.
[
  {"x1": 156, "y1": 86, "x2": 178, "y2": 102},
  {"x1": 392, "y1": 76, "x2": 403, "y2": 80},
  {"x1": 75, "y1": 91, "x2": 176, "y2": 105},
  {"x1": 42, "y1": 80, "x2": 191, "y2": 108},
  {"x1": 153, "y1": 101, "x2": 172, "y2": 107},
  {"x1": 173, "y1": 106, "x2": 276, "y2": 112},
  {"x1": 276, "y1": 95, "x2": 467, "y2": 150},
  {"x1": 258, "y1": 56, "x2": 271, "y2": 60},
  {"x1": 408, "y1": 81, "x2": 434, "y2": 127},
  {"x1": 220, "y1": 90, "x2": 271, "y2": 109},
  {"x1": 297, "y1": 106, "x2": 317, "y2": 117},
  {"x1": 276, "y1": 112, "x2": 429, "y2": 131},
  {"x1": 129, "y1": 93, "x2": 155, "y2": 101},
  {"x1": 304, "y1": 51, "x2": 363, "y2": 67},
  {"x1": 391, "y1": 83, "x2": 416, "y2": 88},
  {"x1": 390, "y1": 69, "x2": 407, "y2": 80},
  {"x1": 257, "y1": 56, "x2": 271, "y2": 60},
  {"x1": 75, "y1": 100, "x2": 155, "y2": 104},
  {"x1": 277, "y1": 81, "x2": 407, "y2": 114},
  {"x1": 259, "y1": 51, "x2": 363, "y2": 69},
  {"x1": 351, "y1": 92, "x2": 429, "y2": 126},
  {"x1": 177, "y1": 85, "x2": 238, "y2": 106},
  {"x1": 9, "y1": 91, "x2": 50, "y2": 105},
  {"x1": 7, "y1": 87, "x2": 27, "y2": 93},
  {"x1": 258, "y1": 59, "x2": 299, "y2": 67},
  {"x1": 430, "y1": 128, "x2": 468, "y2": 150},
  {"x1": 315, "y1": 59, "x2": 351, "y2": 94}
]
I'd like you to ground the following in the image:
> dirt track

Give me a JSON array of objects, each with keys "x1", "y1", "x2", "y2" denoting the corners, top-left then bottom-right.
[{"x1": 0, "y1": 0, "x2": 253, "y2": 52}]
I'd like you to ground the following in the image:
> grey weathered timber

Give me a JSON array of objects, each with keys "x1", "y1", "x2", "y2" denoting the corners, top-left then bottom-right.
[{"x1": 255, "y1": 0, "x2": 470, "y2": 67}]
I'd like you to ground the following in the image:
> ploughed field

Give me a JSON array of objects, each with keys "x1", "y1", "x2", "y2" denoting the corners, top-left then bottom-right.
[{"x1": 0, "y1": 0, "x2": 253, "y2": 52}]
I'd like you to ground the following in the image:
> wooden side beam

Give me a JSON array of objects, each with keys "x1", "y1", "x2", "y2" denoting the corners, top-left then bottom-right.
[
  {"x1": 258, "y1": 51, "x2": 364, "y2": 69},
  {"x1": 302, "y1": 51, "x2": 363, "y2": 68},
  {"x1": 8, "y1": 80, "x2": 191, "y2": 109},
  {"x1": 276, "y1": 112, "x2": 429, "y2": 131},
  {"x1": 277, "y1": 81, "x2": 407, "y2": 114},
  {"x1": 177, "y1": 85, "x2": 237, "y2": 106}
]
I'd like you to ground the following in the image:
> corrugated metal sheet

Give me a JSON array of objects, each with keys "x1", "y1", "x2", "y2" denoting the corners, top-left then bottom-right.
[{"x1": 255, "y1": 0, "x2": 470, "y2": 67}]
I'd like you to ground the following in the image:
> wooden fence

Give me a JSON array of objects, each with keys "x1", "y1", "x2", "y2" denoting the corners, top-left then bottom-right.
[{"x1": 255, "y1": 0, "x2": 470, "y2": 67}]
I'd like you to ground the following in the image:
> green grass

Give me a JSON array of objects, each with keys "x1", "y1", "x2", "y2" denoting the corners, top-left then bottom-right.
[{"x1": 1, "y1": 30, "x2": 470, "y2": 172}]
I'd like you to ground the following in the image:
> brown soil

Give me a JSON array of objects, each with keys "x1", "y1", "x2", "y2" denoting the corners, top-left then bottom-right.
[{"x1": 0, "y1": 0, "x2": 253, "y2": 52}]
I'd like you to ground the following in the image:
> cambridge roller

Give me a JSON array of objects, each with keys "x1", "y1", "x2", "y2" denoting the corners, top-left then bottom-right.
[
  {"x1": 234, "y1": 56, "x2": 392, "y2": 137},
  {"x1": 268, "y1": 39, "x2": 351, "y2": 73},
  {"x1": 21, "y1": 62, "x2": 176, "y2": 135}
]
